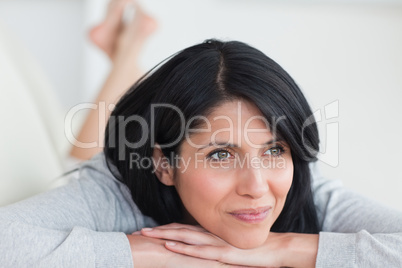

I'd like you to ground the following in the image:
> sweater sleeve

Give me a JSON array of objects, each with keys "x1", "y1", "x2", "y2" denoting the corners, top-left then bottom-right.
[
  {"x1": 0, "y1": 155, "x2": 146, "y2": 267},
  {"x1": 0, "y1": 221, "x2": 132, "y2": 267},
  {"x1": 312, "y1": 170, "x2": 402, "y2": 267}
]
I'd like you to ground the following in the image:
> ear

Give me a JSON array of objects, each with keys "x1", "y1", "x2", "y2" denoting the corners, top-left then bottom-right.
[{"x1": 152, "y1": 144, "x2": 175, "y2": 186}]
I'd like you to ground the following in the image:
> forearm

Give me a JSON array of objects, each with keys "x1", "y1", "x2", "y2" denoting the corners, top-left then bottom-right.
[
  {"x1": 264, "y1": 233, "x2": 318, "y2": 268},
  {"x1": 0, "y1": 220, "x2": 133, "y2": 267},
  {"x1": 316, "y1": 231, "x2": 402, "y2": 268},
  {"x1": 312, "y1": 168, "x2": 402, "y2": 267},
  {"x1": 285, "y1": 233, "x2": 319, "y2": 268}
]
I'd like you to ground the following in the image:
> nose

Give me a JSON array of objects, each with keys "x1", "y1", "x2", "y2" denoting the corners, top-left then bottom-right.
[{"x1": 236, "y1": 166, "x2": 269, "y2": 199}]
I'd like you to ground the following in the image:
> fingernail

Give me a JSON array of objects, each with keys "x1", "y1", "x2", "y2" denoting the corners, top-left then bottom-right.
[
  {"x1": 166, "y1": 241, "x2": 176, "y2": 246},
  {"x1": 142, "y1": 227, "x2": 153, "y2": 232},
  {"x1": 132, "y1": 231, "x2": 141, "y2": 234}
]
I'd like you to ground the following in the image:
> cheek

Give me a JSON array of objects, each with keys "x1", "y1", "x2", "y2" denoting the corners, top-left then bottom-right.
[
  {"x1": 265, "y1": 155, "x2": 293, "y2": 215},
  {"x1": 272, "y1": 165, "x2": 293, "y2": 196},
  {"x1": 267, "y1": 157, "x2": 294, "y2": 214},
  {"x1": 175, "y1": 162, "x2": 231, "y2": 220}
]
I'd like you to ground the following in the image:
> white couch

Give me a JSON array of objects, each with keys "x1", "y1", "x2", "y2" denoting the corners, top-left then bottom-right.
[{"x1": 0, "y1": 23, "x2": 71, "y2": 206}]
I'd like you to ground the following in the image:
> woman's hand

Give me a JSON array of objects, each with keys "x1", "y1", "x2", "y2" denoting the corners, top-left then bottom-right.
[
  {"x1": 126, "y1": 230, "x2": 250, "y2": 268},
  {"x1": 138, "y1": 223, "x2": 319, "y2": 268}
]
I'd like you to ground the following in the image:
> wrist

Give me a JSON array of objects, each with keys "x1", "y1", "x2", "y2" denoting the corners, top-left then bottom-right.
[{"x1": 284, "y1": 233, "x2": 319, "y2": 268}]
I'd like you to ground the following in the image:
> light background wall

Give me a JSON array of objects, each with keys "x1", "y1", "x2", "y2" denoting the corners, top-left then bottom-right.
[{"x1": 0, "y1": 0, "x2": 401, "y2": 210}]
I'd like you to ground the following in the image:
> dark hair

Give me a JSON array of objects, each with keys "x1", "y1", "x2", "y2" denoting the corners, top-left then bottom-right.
[{"x1": 104, "y1": 39, "x2": 320, "y2": 234}]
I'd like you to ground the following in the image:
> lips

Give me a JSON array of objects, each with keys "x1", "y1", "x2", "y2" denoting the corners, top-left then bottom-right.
[{"x1": 229, "y1": 206, "x2": 271, "y2": 224}]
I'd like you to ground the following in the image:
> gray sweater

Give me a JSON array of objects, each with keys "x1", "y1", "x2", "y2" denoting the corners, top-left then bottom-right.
[{"x1": 1, "y1": 153, "x2": 401, "y2": 267}]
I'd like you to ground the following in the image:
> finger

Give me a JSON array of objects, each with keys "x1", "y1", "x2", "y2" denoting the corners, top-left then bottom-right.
[
  {"x1": 131, "y1": 223, "x2": 205, "y2": 235},
  {"x1": 153, "y1": 223, "x2": 207, "y2": 232},
  {"x1": 141, "y1": 227, "x2": 214, "y2": 245},
  {"x1": 156, "y1": 222, "x2": 206, "y2": 231},
  {"x1": 140, "y1": 227, "x2": 223, "y2": 246}
]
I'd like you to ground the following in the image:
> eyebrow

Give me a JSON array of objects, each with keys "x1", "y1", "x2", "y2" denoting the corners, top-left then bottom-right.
[{"x1": 197, "y1": 139, "x2": 283, "y2": 151}]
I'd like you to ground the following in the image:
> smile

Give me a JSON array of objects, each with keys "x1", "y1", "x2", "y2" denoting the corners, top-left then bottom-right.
[{"x1": 229, "y1": 206, "x2": 271, "y2": 224}]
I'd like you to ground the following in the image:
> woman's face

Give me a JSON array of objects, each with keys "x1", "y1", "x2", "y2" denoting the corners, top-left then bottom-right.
[{"x1": 162, "y1": 100, "x2": 293, "y2": 249}]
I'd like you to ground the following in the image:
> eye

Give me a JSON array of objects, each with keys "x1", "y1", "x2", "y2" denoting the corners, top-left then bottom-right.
[
  {"x1": 207, "y1": 149, "x2": 234, "y2": 161},
  {"x1": 264, "y1": 146, "x2": 285, "y2": 157}
]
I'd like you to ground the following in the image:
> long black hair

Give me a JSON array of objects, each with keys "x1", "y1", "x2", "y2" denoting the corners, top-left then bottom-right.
[{"x1": 104, "y1": 39, "x2": 320, "y2": 234}]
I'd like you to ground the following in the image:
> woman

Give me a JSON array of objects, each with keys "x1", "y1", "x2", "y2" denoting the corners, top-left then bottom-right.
[
  {"x1": 1, "y1": 39, "x2": 402, "y2": 267},
  {"x1": 104, "y1": 38, "x2": 321, "y2": 264}
]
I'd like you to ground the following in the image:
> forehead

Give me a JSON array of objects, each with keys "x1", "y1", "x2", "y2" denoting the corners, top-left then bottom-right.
[
  {"x1": 206, "y1": 100, "x2": 269, "y2": 130},
  {"x1": 186, "y1": 99, "x2": 274, "y2": 147}
]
